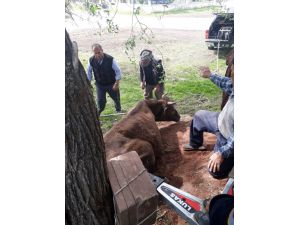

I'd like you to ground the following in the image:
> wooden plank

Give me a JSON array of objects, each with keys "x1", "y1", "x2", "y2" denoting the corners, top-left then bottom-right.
[
  {"x1": 118, "y1": 151, "x2": 158, "y2": 225},
  {"x1": 107, "y1": 161, "x2": 129, "y2": 225},
  {"x1": 110, "y1": 157, "x2": 136, "y2": 225},
  {"x1": 118, "y1": 154, "x2": 139, "y2": 224},
  {"x1": 131, "y1": 155, "x2": 157, "y2": 225},
  {"x1": 108, "y1": 151, "x2": 158, "y2": 225}
]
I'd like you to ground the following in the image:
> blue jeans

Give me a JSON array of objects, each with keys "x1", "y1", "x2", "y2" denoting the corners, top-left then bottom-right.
[
  {"x1": 96, "y1": 83, "x2": 121, "y2": 113},
  {"x1": 189, "y1": 110, "x2": 219, "y2": 147},
  {"x1": 190, "y1": 110, "x2": 233, "y2": 179}
]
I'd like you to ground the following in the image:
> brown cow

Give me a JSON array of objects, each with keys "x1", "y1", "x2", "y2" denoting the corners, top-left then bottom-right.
[{"x1": 104, "y1": 99, "x2": 180, "y2": 171}]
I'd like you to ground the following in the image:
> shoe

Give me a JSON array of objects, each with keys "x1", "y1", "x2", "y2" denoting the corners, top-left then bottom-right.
[
  {"x1": 116, "y1": 110, "x2": 126, "y2": 114},
  {"x1": 183, "y1": 143, "x2": 206, "y2": 151}
]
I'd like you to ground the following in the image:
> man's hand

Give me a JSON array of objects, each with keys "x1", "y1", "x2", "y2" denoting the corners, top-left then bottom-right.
[
  {"x1": 208, "y1": 152, "x2": 224, "y2": 173},
  {"x1": 199, "y1": 66, "x2": 212, "y2": 78},
  {"x1": 112, "y1": 82, "x2": 119, "y2": 91},
  {"x1": 140, "y1": 82, "x2": 145, "y2": 90}
]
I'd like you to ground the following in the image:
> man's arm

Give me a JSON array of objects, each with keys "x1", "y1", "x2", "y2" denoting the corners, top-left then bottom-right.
[
  {"x1": 218, "y1": 133, "x2": 234, "y2": 158},
  {"x1": 200, "y1": 67, "x2": 233, "y2": 95},
  {"x1": 210, "y1": 73, "x2": 233, "y2": 95},
  {"x1": 112, "y1": 59, "x2": 121, "y2": 91},
  {"x1": 112, "y1": 58, "x2": 122, "y2": 81},
  {"x1": 208, "y1": 134, "x2": 233, "y2": 173},
  {"x1": 87, "y1": 61, "x2": 93, "y2": 81},
  {"x1": 139, "y1": 65, "x2": 146, "y2": 89},
  {"x1": 140, "y1": 65, "x2": 144, "y2": 82}
]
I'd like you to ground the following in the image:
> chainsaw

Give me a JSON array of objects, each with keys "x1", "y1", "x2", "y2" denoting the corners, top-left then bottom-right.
[{"x1": 149, "y1": 173, "x2": 234, "y2": 225}]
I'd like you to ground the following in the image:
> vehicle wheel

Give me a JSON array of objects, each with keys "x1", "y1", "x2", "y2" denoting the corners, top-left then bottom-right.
[{"x1": 208, "y1": 46, "x2": 215, "y2": 50}]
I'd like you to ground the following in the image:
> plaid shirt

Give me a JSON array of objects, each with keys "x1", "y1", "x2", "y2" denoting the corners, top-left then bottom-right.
[{"x1": 211, "y1": 73, "x2": 234, "y2": 158}]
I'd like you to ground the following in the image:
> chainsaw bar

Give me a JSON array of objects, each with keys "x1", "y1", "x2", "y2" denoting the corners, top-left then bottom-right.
[
  {"x1": 222, "y1": 178, "x2": 234, "y2": 195},
  {"x1": 149, "y1": 173, "x2": 209, "y2": 225}
]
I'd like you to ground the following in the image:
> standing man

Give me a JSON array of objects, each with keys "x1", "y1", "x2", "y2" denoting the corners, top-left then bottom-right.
[
  {"x1": 139, "y1": 49, "x2": 165, "y2": 100},
  {"x1": 183, "y1": 61, "x2": 234, "y2": 179},
  {"x1": 87, "y1": 43, "x2": 122, "y2": 114}
]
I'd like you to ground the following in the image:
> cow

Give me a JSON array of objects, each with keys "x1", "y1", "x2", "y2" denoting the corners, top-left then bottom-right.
[{"x1": 104, "y1": 99, "x2": 180, "y2": 171}]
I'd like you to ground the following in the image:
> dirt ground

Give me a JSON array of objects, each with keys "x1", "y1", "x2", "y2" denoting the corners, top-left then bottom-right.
[
  {"x1": 68, "y1": 27, "x2": 216, "y2": 70},
  {"x1": 153, "y1": 115, "x2": 227, "y2": 225}
]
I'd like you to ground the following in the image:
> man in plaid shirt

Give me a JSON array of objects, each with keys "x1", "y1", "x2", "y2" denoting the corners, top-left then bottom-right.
[{"x1": 184, "y1": 62, "x2": 234, "y2": 179}]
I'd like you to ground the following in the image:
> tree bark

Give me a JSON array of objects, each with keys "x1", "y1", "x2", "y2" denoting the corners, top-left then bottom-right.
[{"x1": 65, "y1": 29, "x2": 114, "y2": 225}]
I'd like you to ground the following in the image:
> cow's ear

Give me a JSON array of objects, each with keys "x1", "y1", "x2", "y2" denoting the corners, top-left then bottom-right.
[{"x1": 167, "y1": 101, "x2": 176, "y2": 106}]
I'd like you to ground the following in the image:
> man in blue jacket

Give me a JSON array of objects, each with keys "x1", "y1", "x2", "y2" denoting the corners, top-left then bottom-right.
[
  {"x1": 87, "y1": 43, "x2": 122, "y2": 114},
  {"x1": 184, "y1": 61, "x2": 234, "y2": 179}
]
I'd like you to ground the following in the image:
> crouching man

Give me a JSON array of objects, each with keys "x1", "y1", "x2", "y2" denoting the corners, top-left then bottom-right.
[{"x1": 184, "y1": 61, "x2": 234, "y2": 179}]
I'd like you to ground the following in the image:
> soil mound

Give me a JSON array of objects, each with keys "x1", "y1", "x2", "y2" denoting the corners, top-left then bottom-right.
[{"x1": 154, "y1": 115, "x2": 227, "y2": 224}]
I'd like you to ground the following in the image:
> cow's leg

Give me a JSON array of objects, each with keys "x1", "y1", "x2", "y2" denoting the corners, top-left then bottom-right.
[
  {"x1": 189, "y1": 110, "x2": 219, "y2": 147},
  {"x1": 124, "y1": 139, "x2": 156, "y2": 171},
  {"x1": 96, "y1": 84, "x2": 107, "y2": 114}
]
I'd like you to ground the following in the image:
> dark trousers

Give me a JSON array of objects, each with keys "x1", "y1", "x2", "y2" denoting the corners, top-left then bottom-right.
[
  {"x1": 190, "y1": 110, "x2": 233, "y2": 179},
  {"x1": 96, "y1": 83, "x2": 121, "y2": 113},
  {"x1": 209, "y1": 156, "x2": 234, "y2": 179}
]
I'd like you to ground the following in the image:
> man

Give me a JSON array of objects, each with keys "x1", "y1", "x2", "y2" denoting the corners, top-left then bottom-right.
[
  {"x1": 183, "y1": 61, "x2": 234, "y2": 179},
  {"x1": 87, "y1": 43, "x2": 122, "y2": 114},
  {"x1": 139, "y1": 49, "x2": 165, "y2": 100},
  {"x1": 221, "y1": 48, "x2": 234, "y2": 110}
]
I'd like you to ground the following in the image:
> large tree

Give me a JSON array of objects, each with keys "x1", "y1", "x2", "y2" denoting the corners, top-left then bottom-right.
[{"x1": 65, "y1": 30, "x2": 114, "y2": 225}]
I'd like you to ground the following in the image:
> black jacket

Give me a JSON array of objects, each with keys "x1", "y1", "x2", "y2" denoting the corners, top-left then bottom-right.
[
  {"x1": 140, "y1": 59, "x2": 165, "y2": 85},
  {"x1": 89, "y1": 53, "x2": 116, "y2": 85}
]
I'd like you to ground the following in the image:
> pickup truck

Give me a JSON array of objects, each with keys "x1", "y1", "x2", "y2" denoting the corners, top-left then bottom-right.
[{"x1": 205, "y1": 13, "x2": 234, "y2": 50}]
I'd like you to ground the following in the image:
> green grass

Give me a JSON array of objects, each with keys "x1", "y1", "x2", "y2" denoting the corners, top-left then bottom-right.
[{"x1": 81, "y1": 58, "x2": 226, "y2": 133}]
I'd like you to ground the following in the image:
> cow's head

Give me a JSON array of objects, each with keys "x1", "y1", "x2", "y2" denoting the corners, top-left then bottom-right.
[{"x1": 146, "y1": 99, "x2": 180, "y2": 122}]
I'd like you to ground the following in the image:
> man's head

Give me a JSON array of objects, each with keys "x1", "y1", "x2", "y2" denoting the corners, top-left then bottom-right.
[
  {"x1": 92, "y1": 43, "x2": 104, "y2": 60},
  {"x1": 140, "y1": 49, "x2": 153, "y2": 67}
]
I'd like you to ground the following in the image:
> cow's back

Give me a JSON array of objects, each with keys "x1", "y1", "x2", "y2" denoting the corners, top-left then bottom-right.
[{"x1": 104, "y1": 101, "x2": 164, "y2": 168}]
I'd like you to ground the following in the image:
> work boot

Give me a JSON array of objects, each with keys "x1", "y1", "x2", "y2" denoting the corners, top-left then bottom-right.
[{"x1": 183, "y1": 143, "x2": 206, "y2": 151}]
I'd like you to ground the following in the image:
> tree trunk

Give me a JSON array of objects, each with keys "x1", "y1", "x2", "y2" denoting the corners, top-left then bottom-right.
[{"x1": 65, "y1": 29, "x2": 114, "y2": 225}]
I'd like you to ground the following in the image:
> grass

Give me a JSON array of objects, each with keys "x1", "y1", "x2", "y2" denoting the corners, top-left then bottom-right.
[
  {"x1": 75, "y1": 28, "x2": 231, "y2": 133},
  {"x1": 81, "y1": 57, "x2": 227, "y2": 133}
]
